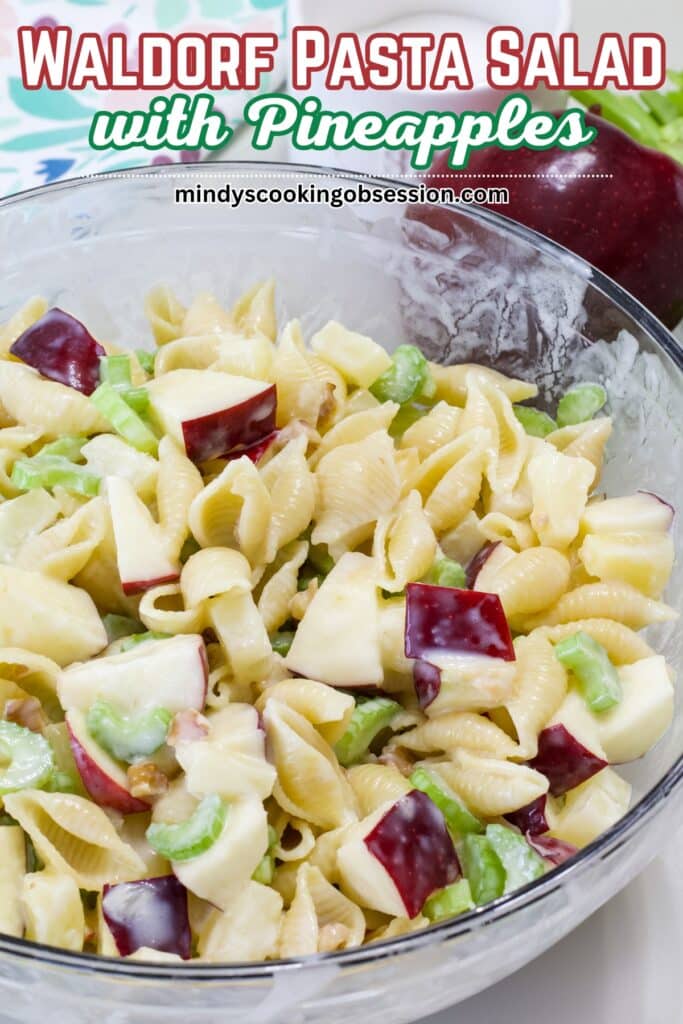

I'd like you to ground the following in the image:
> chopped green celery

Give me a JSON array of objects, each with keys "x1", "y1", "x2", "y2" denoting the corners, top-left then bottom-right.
[
  {"x1": 556, "y1": 383, "x2": 607, "y2": 428},
  {"x1": 308, "y1": 543, "x2": 334, "y2": 576},
  {"x1": 118, "y1": 630, "x2": 170, "y2": 653},
  {"x1": 99, "y1": 355, "x2": 132, "y2": 387},
  {"x1": 554, "y1": 630, "x2": 622, "y2": 712},
  {"x1": 0, "y1": 813, "x2": 18, "y2": 826},
  {"x1": 119, "y1": 386, "x2": 150, "y2": 415},
  {"x1": 423, "y1": 557, "x2": 466, "y2": 589},
  {"x1": 388, "y1": 402, "x2": 428, "y2": 438},
  {"x1": 102, "y1": 613, "x2": 143, "y2": 643},
  {"x1": 135, "y1": 349, "x2": 156, "y2": 376},
  {"x1": 334, "y1": 697, "x2": 401, "y2": 767},
  {"x1": 180, "y1": 536, "x2": 201, "y2": 563},
  {"x1": 422, "y1": 879, "x2": 474, "y2": 921},
  {"x1": 410, "y1": 766, "x2": 483, "y2": 839},
  {"x1": 370, "y1": 345, "x2": 433, "y2": 405},
  {"x1": 0, "y1": 721, "x2": 54, "y2": 795},
  {"x1": 90, "y1": 381, "x2": 158, "y2": 455},
  {"x1": 297, "y1": 565, "x2": 321, "y2": 591},
  {"x1": 251, "y1": 854, "x2": 274, "y2": 885},
  {"x1": 485, "y1": 824, "x2": 547, "y2": 893},
  {"x1": 639, "y1": 90, "x2": 680, "y2": 126},
  {"x1": 570, "y1": 89, "x2": 662, "y2": 148},
  {"x1": 270, "y1": 630, "x2": 295, "y2": 657},
  {"x1": 44, "y1": 768, "x2": 80, "y2": 794},
  {"x1": 38, "y1": 436, "x2": 88, "y2": 462},
  {"x1": 513, "y1": 405, "x2": 557, "y2": 438},
  {"x1": 11, "y1": 454, "x2": 101, "y2": 497},
  {"x1": 460, "y1": 834, "x2": 506, "y2": 905},
  {"x1": 251, "y1": 825, "x2": 278, "y2": 884},
  {"x1": 146, "y1": 794, "x2": 227, "y2": 862},
  {"x1": 86, "y1": 701, "x2": 172, "y2": 763}
]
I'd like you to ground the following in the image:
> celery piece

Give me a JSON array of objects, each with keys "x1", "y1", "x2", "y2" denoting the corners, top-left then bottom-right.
[
  {"x1": 270, "y1": 630, "x2": 295, "y2": 657},
  {"x1": 422, "y1": 879, "x2": 474, "y2": 921},
  {"x1": 556, "y1": 382, "x2": 607, "y2": 427},
  {"x1": 11, "y1": 455, "x2": 100, "y2": 497},
  {"x1": 90, "y1": 381, "x2": 158, "y2": 454},
  {"x1": 554, "y1": 631, "x2": 622, "y2": 712},
  {"x1": 334, "y1": 697, "x2": 401, "y2": 767},
  {"x1": 570, "y1": 90, "x2": 662, "y2": 148},
  {"x1": 388, "y1": 402, "x2": 427, "y2": 438},
  {"x1": 44, "y1": 769, "x2": 80, "y2": 794},
  {"x1": 135, "y1": 349, "x2": 156, "y2": 376},
  {"x1": 146, "y1": 794, "x2": 227, "y2": 862},
  {"x1": 251, "y1": 854, "x2": 274, "y2": 885},
  {"x1": 87, "y1": 701, "x2": 172, "y2": 763},
  {"x1": 120, "y1": 386, "x2": 150, "y2": 416},
  {"x1": 308, "y1": 543, "x2": 334, "y2": 576},
  {"x1": 486, "y1": 824, "x2": 547, "y2": 894},
  {"x1": 410, "y1": 766, "x2": 483, "y2": 838},
  {"x1": 39, "y1": 436, "x2": 88, "y2": 462},
  {"x1": 370, "y1": 345, "x2": 432, "y2": 405},
  {"x1": 423, "y1": 557, "x2": 467, "y2": 589},
  {"x1": 0, "y1": 721, "x2": 54, "y2": 795},
  {"x1": 118, "y1": 630, "x2": 170, "y2": 653},
  {"x1": 639, "y1": 90, "x2": 680, "y2": 126},
  {"x1": 460, "y1": 834, "x2": 506, "y2": 905},
  {"x1": 297, "y1": 565, "x2": 321, "y2": 592},
  {"x1": 99, "y1": 355, "x2": 132, "y2": 387},
  {"x1": 102, "y1": 613, "x2": 143, "y2": 643},
  {"x1": 513, "y1": 405, "x2": 557, "y2": 438}
]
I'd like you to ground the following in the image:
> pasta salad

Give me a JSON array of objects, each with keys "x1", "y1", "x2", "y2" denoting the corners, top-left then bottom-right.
[{"x1": 0, "y1": 281, "x2": 676, "y2": 963}]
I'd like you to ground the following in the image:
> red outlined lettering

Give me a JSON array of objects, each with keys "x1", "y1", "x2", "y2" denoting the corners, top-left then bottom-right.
[
  {"x1": 399, "y1": 33, "x2": 434, "y2": 90},
  {"x1": 291, "y1": 26, "x2": 329, "y2": 90},
  {"x1": 67, "y1": 32, "x2": 108, "y2": 90},
  {"x1": 519, "y1": 32, "x2": 562, "y2": 90},
  {"x1": 365, "y1": 33, "x2": 401, "y2": 90},
  {"x1": 628, "y1": 33, "x2": 666, "y2": 89},
  {"x1": 326, "y1": 34, "x2": 368, "y2": 90},
  {"x1": 242, "y1": 33, "x2": 277, "y2": 88},
  {"x1": 486, "y1": 27, "x2": 523, "y2": 89},
  {"x1": 17, "y1": 25, "x2": 71, "y2": 89},
  {"x1": 592, "y1": 33, "x2": 631, "y2": 89},
  {"x1": 429, "y1": 33, "x2": 472, "y2": 90},
  {"x1": 107, "y1": 32, "x2": 138, "y2": 89}
]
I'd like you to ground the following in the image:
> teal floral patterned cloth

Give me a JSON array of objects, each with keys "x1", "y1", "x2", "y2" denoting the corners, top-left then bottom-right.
[{"x1": 0, "y1": 0, "x2": 286, "y2": 196}]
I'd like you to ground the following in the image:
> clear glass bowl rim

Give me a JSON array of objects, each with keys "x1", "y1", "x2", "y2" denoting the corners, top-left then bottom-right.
[{"x1": 0, "y1": 160, "x2": 680, "y2": 981}]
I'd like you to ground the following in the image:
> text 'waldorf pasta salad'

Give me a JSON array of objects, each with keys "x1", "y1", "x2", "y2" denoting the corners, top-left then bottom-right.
[{"x1": 0, "y1": 282, "x2": 676, "y2": 963}]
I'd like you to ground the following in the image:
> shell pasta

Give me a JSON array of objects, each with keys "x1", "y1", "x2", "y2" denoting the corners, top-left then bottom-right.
[{"x1": 0, "y1": 283, "x2": 676, "y2": 962}]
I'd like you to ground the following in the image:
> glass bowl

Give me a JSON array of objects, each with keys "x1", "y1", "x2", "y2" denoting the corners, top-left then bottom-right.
[{"x1": 0, "y1": 162, "x2": 680, "y2": 1024}]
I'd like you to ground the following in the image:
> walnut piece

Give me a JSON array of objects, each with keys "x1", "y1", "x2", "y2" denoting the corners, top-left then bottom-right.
[
  {"x1": 4, "y1": 697, "x2": 48, "y2": 733},
  {"x1": 127, "y1": 762, "x2": 169, "y2": 799}
]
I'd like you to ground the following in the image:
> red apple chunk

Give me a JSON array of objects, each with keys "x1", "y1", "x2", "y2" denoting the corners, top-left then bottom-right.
[{"x1": 10, "y1": 307, "x2": 105, "y2": 395}]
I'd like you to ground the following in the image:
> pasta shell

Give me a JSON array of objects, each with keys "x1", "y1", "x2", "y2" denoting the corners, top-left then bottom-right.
[
  {"x1": 138, "y1": 582, "x2": 205, "y2": 635},
  {"x1": 260, "y1": 436, "x2": 316, "y2": 561},
  {"x1": 522, "y1": 581, "x2": 678, "y2": 632},
  {"x1": 410, "y1": 429, "x2": 488, "y2": 534},
  {"x1": 257, "y1": 677, "x2": 354, "y2": 746},
  {"x1": 312, "y1": 429, "x2": 401, "y2": 555},
  {"x1": 546, "y1": 417, "x2": 612, "y2": 486},
  {"x1": 188, "y1": 456, "x2": 271, "y2": 564},
  {"x1": 439, "y1": 750, "x2": 549, "y2": 817},
  {"x1": 0, "y1": 362, "x2": 108, "y2": 439},
  {"x1": 400, "y1": 401, "x2": 461, "y2": 458},
  {"x1": 398, "y1": 711, "x2": 519, "y2": 759},
  {"x1": 373, "y1": 490, "x2": 436, "y2": 593},
  {"x1": 483, "y1": 546, "x2": 571, "y2": 619},
  {"x1": 491, "y1": 632, "x2": 568, "y2": 759},
  {"x1": 198, "y1": 881, "x2": 282, "y2": 962},
  {"x1": 0, "y1": 826, "x2": 25, "y2": 937},
  {"x1": 231, "y1": 279, "x2": 277, "y2": 341},
  {"x1": 144, "y1": 285, "x2": 186, "y2": 345},
  {"x1": 310, "y1": 402, "x2": 399, "y2": 469},
  {"x1": 256, "y1": 541, "x2": 308, "y2": 634},
  {"x1": 3, "y1": 790, "x2": 145, "y2": 889},
  {"x1": 431, "y1": 364, "x2": 537, "y2": 405},
  {"x1": 533, "y1": 619, "x2": 655, "y2": 665},
  {"x1": 181, "y1": 291, "x2": 232, "y2": 336},
  {"x1": 346, "y1": 763, "x2": 412, "y2": 817},
  {"x1": 154, "y1": 333, "x2": 220, "y2": 375},
  {"x1": 279, "y1": 864, "x2": 365, "y2": 957},
  {"x1": 264, "y1": 699, "x2": 358, "y2": 829},
  {"x1": 15, "y1": 497, "x2": 107, "y2": 582},
  {"x1": 156, "y1": 436, "x2": 203, "y2": 559}
]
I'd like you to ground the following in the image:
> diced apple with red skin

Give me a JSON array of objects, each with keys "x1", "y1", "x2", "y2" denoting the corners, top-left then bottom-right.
[
  {"x1": 529, "y1": 724, "x2": 607, "y2": 798},
  {"x1": 406, "y1": 584, "x2": 515, "y2": 711},
  {"x1": 107, "y1": 476, "x2": 179, "y2": 595},
  {"x1": 337, "y1": 790, "x2": 460, "y2": 918},
  {"x1": 466, "y1": 542, "x2": 516, "y2": 591},
  {"x1": 504, "y1": 795, "x2": 549, "y2": 836},
  {"x1": 405, "y1": 584, "x2": 515, "y2": 662},
  {"x1": 526, "y1": 833, "x2": 578, "y2": 867},
  {"x1": 9, "y1": 307, "x2": 105, "y2": 395},
  {"x1": 146, "y1": 369, "x2": 276, "y2": 463},
  {"x1": 66, "y1": 708, "x2": 150, "y2": 814},
  {"x1": 58, "y1": 635, "x2": 208, "y2": 717},
  {"x1": 581, "y1": 491, "x2": 674, "y2": 535},
  {"x1": 102, "y1": 875, "x2": 191, "y2": 959}
]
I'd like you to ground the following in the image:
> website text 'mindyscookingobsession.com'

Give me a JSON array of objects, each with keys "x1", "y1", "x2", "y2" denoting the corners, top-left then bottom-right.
[{"x1": 173, "y1": 180, "x2": 510, "y2": 210}]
